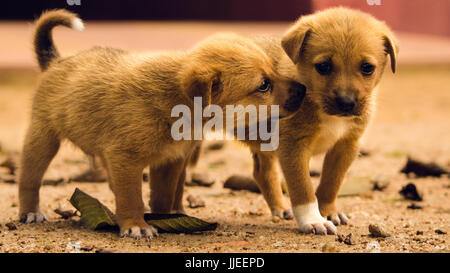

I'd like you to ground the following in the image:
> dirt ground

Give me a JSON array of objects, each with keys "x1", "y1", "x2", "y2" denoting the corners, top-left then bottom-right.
[{"x1": 0, "y1": 64, "x2": 449, "y2": 253}]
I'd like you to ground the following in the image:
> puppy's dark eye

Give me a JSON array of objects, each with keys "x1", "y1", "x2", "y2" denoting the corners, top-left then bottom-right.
[
  {"x1": 315, "y1": 61, "x2": 333, "y2": 75},
  {"x1": 361, "y1": 62, "x2": 375, "y2": 76},
  {"x1": 256, "y1": 78, "x2": 272, "y2": 92}
]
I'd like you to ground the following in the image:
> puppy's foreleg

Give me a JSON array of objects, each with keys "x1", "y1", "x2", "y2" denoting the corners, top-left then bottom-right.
[
  {"x1": 149, "y1": 158, "x2": 186, "y2": 214},
  {"x1": 252, "y1": 151, "x2": 292, "y2": 219},
  {"x1": 316, "y1": 137, "x2": 359, "y2": 225},
  {"x1": 278, "y1": 138, "x2": 336, "y2": 235},
  {"x1": 19, "y1": 125, "x2": 60, "y2": 223},
  {"x1": 104, "y1": 154, "x2": 157, "y2": 239}
]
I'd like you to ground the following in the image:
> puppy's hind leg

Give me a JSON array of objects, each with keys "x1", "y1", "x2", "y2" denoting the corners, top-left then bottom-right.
[
  {"x1": 19, "y1": 124, "x2": 60, "y2": 223},
  {"x1": 70, "y1": 155, "x2": 107, "y2": 182},
  {"x1": 103, "y1": 153, "x2": 157, "y2": 239},
  {"x1": 149, "y1": 158, "x2": 186, "y2": 214}
]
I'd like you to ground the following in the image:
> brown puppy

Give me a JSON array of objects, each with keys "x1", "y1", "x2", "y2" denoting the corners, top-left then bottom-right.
[
  {"x1": 18, "y1": 10, "x2": 305, "y2": 239},
  {"x1": 247, "y1": 7, "x2": 398, "y2": 234},
  {"x1": 145, "y1": 8, "x2": 398, "y2": 231}
]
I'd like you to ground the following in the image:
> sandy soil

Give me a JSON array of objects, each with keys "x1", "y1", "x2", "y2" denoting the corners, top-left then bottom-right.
[{"x1": 0, "y1": 65, "x2": 449, "y2": 253}]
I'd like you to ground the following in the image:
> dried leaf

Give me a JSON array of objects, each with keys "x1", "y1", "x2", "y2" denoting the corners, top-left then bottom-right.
[
  {"x1": 401, "y1": 157, "x2": 449, "y2": 177},
  {"x1": 69, "y1": 188, "x2": 117, "y2": 230},
  {"x1": 69, "y1": 188, "x2": 217, "y2": 233},
  {"x1": 144, "y1": 213, "x2": 217, "y2": 233},
  {"x1": 399, "y1": 183, "x2": 423, "y2": 201}
]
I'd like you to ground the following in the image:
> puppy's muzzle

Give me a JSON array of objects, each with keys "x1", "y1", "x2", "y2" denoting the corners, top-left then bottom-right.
[
  {"x1": 283, "y1": 81, "x2": 306, "y2": 114},
  {"x1": 335, "y1": 95, "x2": 355, "y2": 113}
]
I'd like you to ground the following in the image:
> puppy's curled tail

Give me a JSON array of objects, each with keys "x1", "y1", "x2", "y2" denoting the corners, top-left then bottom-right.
[{"x1": 33, "y1": 9, "x2": 84, "y2": 71}]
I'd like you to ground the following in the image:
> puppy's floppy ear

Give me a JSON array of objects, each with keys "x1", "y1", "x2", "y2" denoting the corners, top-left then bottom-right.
[
  {"x1": 382, "y1": 31, "x2": 399, "y2": 73},
  {"x1": 182, "y1": 67, "x2": 221, "y2": 106},
  {"x1": 281, "y1": 21, "x2": 311, "y2": 64}
]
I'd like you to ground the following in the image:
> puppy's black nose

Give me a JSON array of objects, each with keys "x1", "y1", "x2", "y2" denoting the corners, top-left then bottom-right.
[
  {"x1": 284, "y1": 81, "x2": 306, "y2": 112},
  {"x1": 335, "y1": 96, "x2": 355, "y2": 113}
]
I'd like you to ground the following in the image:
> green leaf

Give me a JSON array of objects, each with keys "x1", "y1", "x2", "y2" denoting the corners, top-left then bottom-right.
[
  {"x1": 69, "y1": 188, "x2": 217, "y2": 233},
  {"x1": 69, "y1": 188, "x2": 117, "y2": 231},
  {"x1": 144, "y1": 214, "x2": 218, "y2": 233}
]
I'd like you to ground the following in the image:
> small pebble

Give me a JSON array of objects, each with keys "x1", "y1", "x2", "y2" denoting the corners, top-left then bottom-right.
[
  {"x1": 5, "y1": 222, "x2": 17, "y2": 231},
  {"x1": 322, "y1": 242, "x2": 339, "y2": 253},
  {"x1": 337, "y1": 233, "x2": 356, "y2": 245},
  {"x1": 186, "y1": 195, "x2": 205, "y2": 208},
  {"x1": 366, "y1": 240, "x2": 381, "y2": 253},
  {"x1": 189, "y1": 173, "x2": 215, "y2": 187},
  {"x1": 369, "y1": 223, "x2": 390, "y2": 238},
  {"x1": 371, "y1": 176, "x2": 390, "y2": 191}
]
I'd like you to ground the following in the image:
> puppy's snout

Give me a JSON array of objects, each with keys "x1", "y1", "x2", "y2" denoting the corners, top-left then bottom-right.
[
  {"x1": 335, "y1": 95, "x2": 355, "y2": 113},
  {"x1": 283, "y1": 81, "x2": 306, "y2": 113}
]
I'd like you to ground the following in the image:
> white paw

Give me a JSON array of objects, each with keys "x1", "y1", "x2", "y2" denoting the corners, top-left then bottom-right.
[
  {"x1": 293, "y1": 202, "x2": 337, "y2": 235},
  {"x1": 21, "y1": 212, "x2": 47, "y2": 224},
  {"x1": 327, "y1": 212, "x2": 349, "y2": 226},
  {"x1": 298, "y1": 220, "x2": 337, "y2": 235},
  {"x1": 120, "y1": 225, "x2": 158, "y2": 239}
]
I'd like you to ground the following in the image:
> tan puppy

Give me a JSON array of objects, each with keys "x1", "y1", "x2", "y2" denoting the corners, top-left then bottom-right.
[
  {"x1": 247, "y1": 7, "x2": 398, "y2": 234},
  {"x1": 18, "y1": 10, "x2": 305, "y2": 239},
  {"x1": 142, "y1": 8, "x2": 398, "y2": 232}
]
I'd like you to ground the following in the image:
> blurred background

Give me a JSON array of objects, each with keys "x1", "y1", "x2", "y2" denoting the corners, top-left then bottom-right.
[
  {"x1": 0, "y1": 0, "x2": 449, "y2": 154},
  {"x1": 1, "y1": 0, "x2": 450, "y2": 68}
]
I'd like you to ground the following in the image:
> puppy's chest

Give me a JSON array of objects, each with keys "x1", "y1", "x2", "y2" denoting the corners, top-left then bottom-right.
[{"x1": 312, "y1": 116, "x2": 352, "y2": 155}]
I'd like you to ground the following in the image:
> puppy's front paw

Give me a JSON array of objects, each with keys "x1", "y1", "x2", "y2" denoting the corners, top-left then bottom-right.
[
  {"x1": 319, "y1": 202, "x2": 349, "y2": 226},
  {"x1": 20, "y1": 212, "x2": 47, "y2": 224},
  {"x1": 119, "y1": 218, "x2": 158, "y2": 239},
  {"x1": 272, "y1": 208, "x2": 294, "y2": 220},
  {"x1": 298, "y1": 220, "x2": 337, "y2": 235},
  {"x1": 293, "y1": 202, "x2": 337, "y2": 235},
  {"x1": 327, "y1": 212, "x2": 349, "y2": 226}
]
